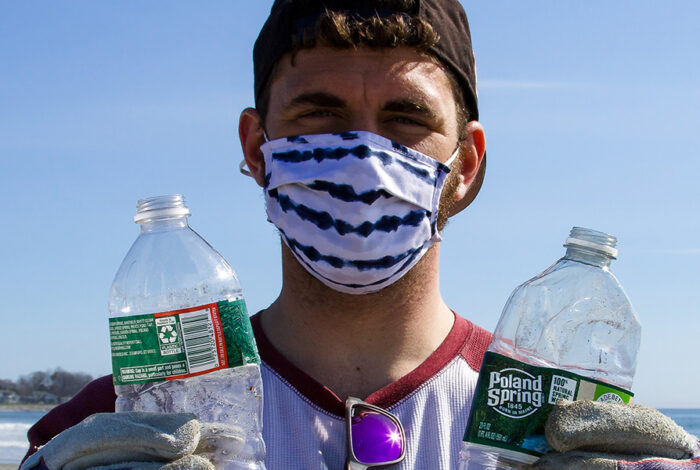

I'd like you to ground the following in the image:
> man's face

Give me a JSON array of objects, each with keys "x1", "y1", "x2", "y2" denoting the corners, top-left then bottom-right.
[{"x1": 264, "y1": 46, "x2": 462, "y2": 166}]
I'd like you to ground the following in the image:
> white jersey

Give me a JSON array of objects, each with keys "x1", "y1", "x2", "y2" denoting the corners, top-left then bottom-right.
[{"x1": 251, "y1": 312, "x2": 492, "y2": 469}]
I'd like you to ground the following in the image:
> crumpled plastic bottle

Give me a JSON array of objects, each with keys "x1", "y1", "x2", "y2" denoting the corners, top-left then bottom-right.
[
  {"x1": 108, "y1": 194, "x2": 266, "y2": 469},
  {"x1": 459, "y1": 226, "x2": 642, "y2": 469}
]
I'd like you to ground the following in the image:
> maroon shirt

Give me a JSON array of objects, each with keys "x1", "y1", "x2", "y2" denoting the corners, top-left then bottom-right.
[{"x1": 23, "y1": 312, "x2": 492, "y2": 466}]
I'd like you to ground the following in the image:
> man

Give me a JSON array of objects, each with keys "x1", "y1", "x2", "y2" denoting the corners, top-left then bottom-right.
[
  {"x1": 21, "y1": 1, "x2": 700, "y2": 469},
  {"x1": 235, "y1": 1, "x2": 489, "y2": 466},
  {"x1": 25, "y1": 1, "x2": 489, "y2": 467}
]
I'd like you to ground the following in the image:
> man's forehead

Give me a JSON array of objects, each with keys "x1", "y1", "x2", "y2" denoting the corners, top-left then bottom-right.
[{"x1": 269, "y1": 46, "x2": 455, "y2": 108}]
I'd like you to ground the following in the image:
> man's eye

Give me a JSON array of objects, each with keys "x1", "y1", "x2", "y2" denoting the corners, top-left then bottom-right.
[
  {"x1": 391, "y1": 116, "x2": 423, "y2": 126},
  {"x1": 301, "y1": 110, "x2": 336, "y2": 118}
]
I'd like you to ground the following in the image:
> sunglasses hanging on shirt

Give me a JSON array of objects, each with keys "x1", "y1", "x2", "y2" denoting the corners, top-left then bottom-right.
[{"x1": 345, "y1": 397, "x2": 406, "y2": 469}]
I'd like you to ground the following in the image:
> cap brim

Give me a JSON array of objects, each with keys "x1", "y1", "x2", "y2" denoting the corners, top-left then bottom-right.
[{"x1": 447, "y1": 152, "x2": 486, "y2": 217}]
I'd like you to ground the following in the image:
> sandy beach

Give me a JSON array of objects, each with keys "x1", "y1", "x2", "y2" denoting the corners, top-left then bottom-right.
[
  {"x1": 0, "y1": 464, "x2": 18, "y2": 470},
  {"x1": 0, "y1": 404, "x2": 54, "y2": 412}
]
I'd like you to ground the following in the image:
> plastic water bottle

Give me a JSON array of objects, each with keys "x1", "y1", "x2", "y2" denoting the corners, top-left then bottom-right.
[
  {"x1": 459, "y1": 227, "x2": 642, "y2": 469},
  {"x1": 108, "y1": 195, "x2": 266, "y2": 469}
]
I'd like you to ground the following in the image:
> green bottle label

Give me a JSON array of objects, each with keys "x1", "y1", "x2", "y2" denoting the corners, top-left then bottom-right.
[
  {"x1": 463, "y1": 352, "x2": 632, "y2": 462},
  {"x1": 109, "y1": 299, "x2": 259, "y2": 386}
]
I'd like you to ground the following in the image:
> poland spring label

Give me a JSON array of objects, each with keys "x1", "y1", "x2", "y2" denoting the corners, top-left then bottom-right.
[
  {"x1": 463, "y1": 352, "x2": 633, "y2": 462},
  {"x1": 110, "y1": 299, "x2": 259, "y2": 385}
]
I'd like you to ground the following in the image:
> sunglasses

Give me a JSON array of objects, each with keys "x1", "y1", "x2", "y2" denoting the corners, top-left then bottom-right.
[{"x1": 345, "y1": 397, "x2": 407, "y2": 469}]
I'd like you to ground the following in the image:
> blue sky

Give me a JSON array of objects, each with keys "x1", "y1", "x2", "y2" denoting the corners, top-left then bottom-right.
[{"x1": 1, "y1": 1, "x2": 698, "y2": 408}]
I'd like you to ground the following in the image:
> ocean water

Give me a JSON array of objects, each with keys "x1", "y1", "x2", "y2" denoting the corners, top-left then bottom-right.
[
  {"x1": 660, "y1": 409, "x2": 700, "y2": 437},
  {"x1": 0, "y1": 411, "x2": 45, "y2": 465},
  {"x1": 1, "y1": 409, "x2": 700, "y2": 465}
]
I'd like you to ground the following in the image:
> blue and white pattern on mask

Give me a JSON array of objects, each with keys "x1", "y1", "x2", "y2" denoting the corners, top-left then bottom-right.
[{"x1": 262, "y1": 131, "x2": 454, "y2": 294}]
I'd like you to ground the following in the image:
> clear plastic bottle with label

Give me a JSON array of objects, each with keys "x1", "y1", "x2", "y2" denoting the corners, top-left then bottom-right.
[
  {"x1": 108, "y1": 195, "x2": 266, "y2": 469},
  {"x1": 459, "y1": 227, "x2": 642, "y2": 469}
]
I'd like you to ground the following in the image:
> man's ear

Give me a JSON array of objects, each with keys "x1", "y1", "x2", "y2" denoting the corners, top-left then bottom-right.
[
  {"x1": 238, "y1": 107, "x2": 268, "y2": 187},
  {"x1": 450, "y1": 121, "x2": 486, "y2": 216}
]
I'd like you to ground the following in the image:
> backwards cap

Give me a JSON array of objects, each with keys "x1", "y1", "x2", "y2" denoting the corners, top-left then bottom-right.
[
  {"x1": 253, "y1": 0, "x2": 484, "y2": 213},
  {"x1": 253, "y1": 0, "x2": 478, "y2": 120}
]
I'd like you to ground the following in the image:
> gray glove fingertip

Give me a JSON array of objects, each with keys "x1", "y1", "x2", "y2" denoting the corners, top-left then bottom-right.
[
  {"x1": 530, "y1": 451, "x2": 620, "y2": 470},
  {"x1": 21, "y1": 412, "x2": 202, "y2": 470},
  {"x1": 195, "y1": 423, "x2": 246, "y2": 465},
  {"x1": 110, "y1": 412, "x2": 202, "y2": 458},
  {"x1": 159, "y1": 455, "x2": 215, "y2": 470},
  {"x1": 546, "y1": 400, "x2": 696, "y2": 459},
  {"x1": 86, "y1": 461, "x2": 166, "y2": 470},
  {"x1": 86, "y1": 455, "x2": 214, "y2": 470}
]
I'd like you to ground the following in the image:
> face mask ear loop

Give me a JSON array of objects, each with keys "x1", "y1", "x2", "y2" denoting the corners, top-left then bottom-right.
[
  {"x1": 239, "y1": 160, "x2": 253, "y2": 177},
  {"x1": 239, "y1": 128, "x2": 270, "y2": 178},
  {"x1": 443, "y1": 145, "x2": 461, "y2": 169}
]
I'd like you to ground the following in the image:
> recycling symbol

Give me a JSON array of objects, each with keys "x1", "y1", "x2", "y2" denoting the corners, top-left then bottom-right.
[{"x1": 158, "y1": 325, "x2": 178, "y2": 344}]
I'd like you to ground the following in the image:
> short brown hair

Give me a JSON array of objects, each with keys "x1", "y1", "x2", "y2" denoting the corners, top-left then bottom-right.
[{"x1": 256, "y1": 10, "x2": 472, "y2": 137}]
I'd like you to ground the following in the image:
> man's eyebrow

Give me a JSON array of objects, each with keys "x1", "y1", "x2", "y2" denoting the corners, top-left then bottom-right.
[
  {"x1": 382, "y1": 99, "x2": 439, "y2": 120},
  {"x1": 286, "y1": 92, "x2": 347, "y2": 109}
]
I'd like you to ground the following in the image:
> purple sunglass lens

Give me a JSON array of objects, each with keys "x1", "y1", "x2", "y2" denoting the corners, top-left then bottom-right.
[{"x1": 351, "y1": 408, "x2": 404, "y2": 464}]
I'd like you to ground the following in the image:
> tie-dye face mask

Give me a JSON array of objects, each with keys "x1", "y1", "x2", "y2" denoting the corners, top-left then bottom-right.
[{"x1": 261, "y1": 131, "x2": 457, "y2": 294}]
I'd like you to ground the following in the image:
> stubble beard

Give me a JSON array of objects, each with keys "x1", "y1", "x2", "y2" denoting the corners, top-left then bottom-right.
[{"x1": 436, "y1": 157, "x2": 462, "y2": 232}]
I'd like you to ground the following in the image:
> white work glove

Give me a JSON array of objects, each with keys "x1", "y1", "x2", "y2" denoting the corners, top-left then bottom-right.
[
  {"x1": 530, "y1": 400, "x2": 700, "y2": 469},
  {"x1": 21, "y1": 412, "x2": 245, "y2": 470}
]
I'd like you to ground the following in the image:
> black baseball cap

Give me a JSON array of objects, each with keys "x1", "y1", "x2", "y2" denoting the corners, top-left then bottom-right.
[{"x1": 252, "y1": 0, "x2": 485, "y2": 213}]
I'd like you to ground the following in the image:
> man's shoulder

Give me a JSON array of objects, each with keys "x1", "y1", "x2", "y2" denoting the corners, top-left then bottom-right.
[{"x1": 453, "y1": 314, "x2": 493, "y2": 372}]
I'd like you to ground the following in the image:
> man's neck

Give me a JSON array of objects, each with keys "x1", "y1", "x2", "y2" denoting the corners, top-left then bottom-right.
[{"x1": 259, "y1": 244, "x2": 454, "y2": 400}]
